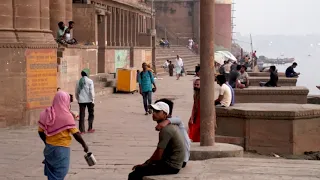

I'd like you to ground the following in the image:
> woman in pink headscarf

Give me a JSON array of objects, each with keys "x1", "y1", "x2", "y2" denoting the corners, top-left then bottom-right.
[{"x1": 38, "y1": 91, "x2": 89, "y2": 180}]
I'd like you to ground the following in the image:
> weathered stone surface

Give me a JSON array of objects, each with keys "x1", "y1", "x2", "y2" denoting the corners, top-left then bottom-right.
[
  {"x1": 190, "y1": 142, "x2": 243, "y2": 160},
  {"x1": 248, "y1": 72, "x2": 286, "y2": 77},
  {"x1": 234, "y1": 86, "x2": 309, "y2": 104},
  {"x1": 144, "y1": 158, "x2": 320, "y2": 180},
  {"x1": 0, "y1": 75, "x2": 194, "y2": 179},
  {"x1": 308, "y1": 95, "x2": 320, "y2": 104},
  {"x1": 249, "y1": 76, "x2": 297, "y2": 86},
  {"x1": 216, "y1": 103, "x2": 320, "y2": 155}
]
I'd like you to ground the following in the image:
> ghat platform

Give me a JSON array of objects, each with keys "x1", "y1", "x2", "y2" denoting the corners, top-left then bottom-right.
[
  {"x1": 144, "y1": 158, "x2": 320, "y2": 180},
  {"x1": 216, "y1": 103, "x2": 320, "y2": 155},
  {"x1": 248, "y1": 72, "x2": 285, "y2": 77},
  {"x1": 234, "y1": 86, "x2": 308, "y2": 104},
  {"x1": 249, "y1": 77, "x2": 297, "y2": 86}
]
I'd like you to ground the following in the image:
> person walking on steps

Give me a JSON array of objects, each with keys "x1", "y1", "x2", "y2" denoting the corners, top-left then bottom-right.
[
  {"x1": 75, "y1": 68, "x2": 95, "y2": 134},
  {"x1": 138, "y1": 62, "x2": 157, "y2": 115}
]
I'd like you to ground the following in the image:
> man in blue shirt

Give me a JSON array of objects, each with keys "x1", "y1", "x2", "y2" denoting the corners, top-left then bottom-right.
[
  {"x1": 138, "y1": 63, "x2": 157, "y2": 115},
  {"x1": 285, "y1": 62, "x2": 300, "y2": 77}
]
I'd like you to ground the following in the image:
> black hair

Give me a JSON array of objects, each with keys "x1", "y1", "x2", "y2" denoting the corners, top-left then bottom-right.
[
  {"x1": 216, "y1": 75, "x2": 226, "y2": 84},
  {"x1": 195, "y1": 65, "x2": 200, "y2": 73},
  {"x1": 293, "y1": 62, "x2": 297, "y2": 66},
  {"x1": 69, "y1": 21, "x2": 75, "y2": 25},
  {"x1": 270, "y1": 65, "x2": 276, "y2": 71},
  {"x1": 81, "y1": 71, "x2": 87, "y2": 77},
  {"x1": 155, "y1": 98, "x2": 173, "y2": 116},
  {"x1": 58, "y1": 21, "x2": 64, "y2": 26},
  {"x1": 236, "y1": 65, "x2": 242, "y2": 71},
  {"x1": 241, "y1": 65, "x2": 247, "y2": 70}
]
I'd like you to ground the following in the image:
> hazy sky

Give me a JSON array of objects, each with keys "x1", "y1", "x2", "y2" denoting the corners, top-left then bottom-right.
[{"x1": 234, "y1": 0, "x2": 320, "y2": 35}]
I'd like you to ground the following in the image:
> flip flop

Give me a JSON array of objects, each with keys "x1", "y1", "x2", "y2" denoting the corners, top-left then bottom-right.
[{"x1": 87, "y1": 129, "x2": 95, "y2": 133}]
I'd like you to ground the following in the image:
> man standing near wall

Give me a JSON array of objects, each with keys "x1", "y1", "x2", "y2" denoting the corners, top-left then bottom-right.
[
  {"x1": 138, "y1": 63, "x2": 157, "y2": 115},
  {"x1": 75, "y1": 68, "x2": 95, "y2": 134}
]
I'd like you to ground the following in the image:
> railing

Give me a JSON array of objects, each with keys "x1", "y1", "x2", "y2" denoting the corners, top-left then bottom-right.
[{"x1": 156, "y1": 23, "x2": 184, "y2": 46}]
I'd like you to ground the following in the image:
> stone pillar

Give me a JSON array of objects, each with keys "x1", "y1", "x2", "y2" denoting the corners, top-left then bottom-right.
[
  {"x1": 200, "y1": 0, "x2": 215, "y2": 146},
  {"x1": 125, "y1": 10, "x2": 129, "y2": 46},
  {"x1": 121, "y1": 9, "x2": 125, "y2": 46},
  {"x1": 134, "y1": 13, "x2": 138, "y2": 46},
  {"x1": 65, "y1": 0, "x2": 72, "y2": 23},
  {"x1": 0, "y1": 0, "x2": 56, "y2": 127},
  {"x1": 40, "y1": 0, "x2": 50, "y2": 30},
  {"x1": 116, "y1": 8, "x2": 121, "y2": 46},
  {"x1": 15, "y1": 0, "x2": 40, "y2": 29},
  {"x1": 49, "y1": 0, "x2": 66, "y2": 38},
  {"x1": 107, "y1": 6, "x2": 112, "y2": 46},
  {"x1": 98, "y1": 15, "x2": 106, "y2": 73},
  {"x1": 0, "y1": 0, "x2": 16, "y2": 42},
  {"x1": 193, "y1": 0, "x2": 200, "y2": 44},
  {"x1": 97, "y1": 15, "x2": 106, "y2": 48},
  {"x1": 128, "y1": 12, "x2": 133, "y2": 46},
  {"x1": 112, "y1": 7, "x2": 117, "y2": 46}
]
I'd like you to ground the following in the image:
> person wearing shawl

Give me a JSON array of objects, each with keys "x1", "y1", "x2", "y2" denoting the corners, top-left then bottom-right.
[
  {"x1": 175, "y1": 55, "x2": 184, "y2": 80},
  {"x1": 75, "y1": 68, "x2": 95, "y2": 134},
  {"x1": 188, "y1": 78, "x2": 200, "y2": 142},
  {"x1": 38, "y1": 91, "x2": 89, "y2": 180}
]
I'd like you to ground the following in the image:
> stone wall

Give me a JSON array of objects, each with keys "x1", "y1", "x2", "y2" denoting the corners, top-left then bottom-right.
[
  {"x1": 216, "y1": 103, "x2": 320, "y2": 155},
  {"x1": 152, "y1": 0, "x2": 232, "y2": 49},
  {"x1": 154, "y1": 1, "x2": 194, "y2": 44},
  {"x1": 57, "y1": 46, "x2": 98, "y2": 94},
  {"x1": 72, "y1": 4, "x2": 97, "y2": 44},
  {"x1": 0, "y1": 47, "x2": 58, "y2": 128},
  {"x1": 131, "y1": 47, "x2": 152, "y2": 69}
]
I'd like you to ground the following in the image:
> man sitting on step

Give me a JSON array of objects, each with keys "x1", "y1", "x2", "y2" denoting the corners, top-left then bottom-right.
[{"x1": 128, "y1": 102, "x2": 185, "y2": 180}]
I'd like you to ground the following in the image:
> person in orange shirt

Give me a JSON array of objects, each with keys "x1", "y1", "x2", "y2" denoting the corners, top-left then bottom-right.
[{"x1": 38, "y1": 91, "x2": 89, "y2": 180}]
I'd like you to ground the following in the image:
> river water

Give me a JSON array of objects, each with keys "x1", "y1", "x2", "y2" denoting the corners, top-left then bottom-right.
[
  {"x1": 262, "y1": 55, "x2": 318, "y2": 95},
  {"x1": 236, "y1": 35, "x2": 320, "y2": 95}
]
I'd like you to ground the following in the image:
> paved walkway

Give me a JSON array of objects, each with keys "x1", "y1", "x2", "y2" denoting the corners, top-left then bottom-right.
[
  {"x1": 1, "y1": 75, "x2": 320, "y2": 180},
  {"x1": 0, "y1": 75, "x2": 197, "y2": 180}
]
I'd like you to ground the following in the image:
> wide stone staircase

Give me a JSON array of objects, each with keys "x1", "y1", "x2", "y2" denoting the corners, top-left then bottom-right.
[
  {"x1": 156, "y1": 45, "x2": 199, "y2": 76},
  {"x1": 90, "y1": 73, "x2": 115, "y2": 97}
]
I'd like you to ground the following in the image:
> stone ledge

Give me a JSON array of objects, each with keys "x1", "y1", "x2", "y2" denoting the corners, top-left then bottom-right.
[
  {"x1": 249, "y1": 77, "x2": 297, "y2": 86},
  {"x1": 235, "y1": 86, "x2": 308, "y2": 95},
  {"x1": 307, "y1": 95, "x2": 320, "y2": 104},
  {"x1": 216, "y1": 103, "x2": 320, "y2": 155},
  {"x1": 58, "y1": 44, "x2": 98, "y2": 49},
  {"x1": 144, "y1": 158, "x2": 320, "y2": 180},
  {"x1": 234, "y1": 86, "x2": 308, "y2": 104},
  {"x1": 0, "y1": 43, "x2": 58, "y2": 49},
  {"x1": 248, "y1": 72, "x2": 285, "y2": 77},
  {"x1": 190, "y1": 143, "x2": 243, "y2": 160},
  {"x1": 216, "y1": 103, "x2": 320, "y2": 120}
]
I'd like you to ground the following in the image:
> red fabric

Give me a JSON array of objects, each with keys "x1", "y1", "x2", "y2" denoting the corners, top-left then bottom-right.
[{"x1": 188, "y1": 100, "x2": 200, "y2": 142}]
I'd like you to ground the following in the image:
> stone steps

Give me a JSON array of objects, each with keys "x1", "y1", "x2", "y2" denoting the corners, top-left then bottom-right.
[
  {"x1": 155, "y1": 45, "x2": 199, "y2": 76},
  {"x1": 90, "y1": 73, "x2": 116, "y2": 97}
]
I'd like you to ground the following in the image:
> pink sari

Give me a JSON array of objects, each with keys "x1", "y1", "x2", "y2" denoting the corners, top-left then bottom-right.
[{"x1": 38, "y1": 91, "x2": 76, "y2": 136}]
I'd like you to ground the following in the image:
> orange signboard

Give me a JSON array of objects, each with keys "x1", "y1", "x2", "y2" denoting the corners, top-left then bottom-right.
[{"x1": 26, "y1": 49, "x2": 57, "y2": 109}]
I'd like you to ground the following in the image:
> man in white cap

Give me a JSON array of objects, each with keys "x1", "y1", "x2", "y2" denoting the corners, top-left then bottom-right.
[
  {"x1": 128, "y1": 102, "x2": 185, "y2": 180},
  {"x1": 154, "y1": 98, "x2": 190, "y2": 168}
]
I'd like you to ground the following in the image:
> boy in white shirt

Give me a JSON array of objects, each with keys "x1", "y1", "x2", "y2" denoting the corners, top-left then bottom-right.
[{"x1": 215, "y1": 75, "x2": 232, "y2": 107}]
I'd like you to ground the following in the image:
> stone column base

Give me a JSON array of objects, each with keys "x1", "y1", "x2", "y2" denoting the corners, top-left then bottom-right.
[{"x1": 190, "y1": 142, "x2": 243, "y2": 160}]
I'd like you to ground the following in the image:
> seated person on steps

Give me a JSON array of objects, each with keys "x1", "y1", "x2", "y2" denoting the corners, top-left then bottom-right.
[
  {"x1": 154, "y1": 98, "x2": 191, "y2": 168},
  {"x1": 215, "y1": 75, "x2": 233, "y2": 107},
  {"x1": 128, "y1": 102, "x2": 185, "y2": 180}
]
